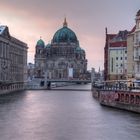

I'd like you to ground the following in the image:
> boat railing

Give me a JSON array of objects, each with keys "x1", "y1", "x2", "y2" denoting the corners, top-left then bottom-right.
[{"x1": 92, "y1": 80, "x2": 140, "y2": 92}]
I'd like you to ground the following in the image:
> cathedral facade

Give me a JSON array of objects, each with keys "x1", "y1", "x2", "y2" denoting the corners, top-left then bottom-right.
[{"x1": 34, "y1": 19, "x2": 87, "y2": 80}]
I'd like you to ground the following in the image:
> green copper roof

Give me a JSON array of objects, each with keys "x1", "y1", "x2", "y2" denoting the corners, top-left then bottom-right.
[
  {"x1": 75, "y1": 47, "x2": 85, "y2": 53},
  {"x1": 52, "y1": 26, "x2": 78, "y2": 43},
  {"x1": 46, "y1": 43, "x2": 51, "y2": 48},
  {"x1": 36, "y1": 39, "x2": 45, "y2": 47},
  {"x1": 75, "y1": 47, "x2": 82, "y2": 53},
  {"x1": 76, "y1": 46, "x2": 81, "y2": 51}
]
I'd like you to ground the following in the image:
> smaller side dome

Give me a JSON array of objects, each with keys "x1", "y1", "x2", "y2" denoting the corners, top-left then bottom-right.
[
  {"x1": 36, "y1": 39, "x2": 45, "y2": 48},
  {"x1": 46, "y1": 43, "x2": 51, "y2": 48},
  {"x1": 75, "y1": 46, "x2": 82, "y2": 53},
  {"x1": 136, "y1": 9, "x2": 140, "y2": 16}
]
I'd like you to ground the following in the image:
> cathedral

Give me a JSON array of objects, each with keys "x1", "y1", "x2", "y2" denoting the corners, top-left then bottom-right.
[{"x1": 34, "y1": 18, "x2": 87, "y2": 80}]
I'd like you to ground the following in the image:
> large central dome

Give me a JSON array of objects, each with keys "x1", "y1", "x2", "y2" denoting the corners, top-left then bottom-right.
[{"x1": 52, "y1": 18, "x2": 78, "y2": 44}]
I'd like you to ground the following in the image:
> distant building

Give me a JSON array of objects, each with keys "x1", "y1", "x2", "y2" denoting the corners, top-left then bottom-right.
[
  {"x1": 34, "y1": 18, "x2": 87, "y2": 80},
  {"x1": 27, "y1": 63, "x2": 35, "y2": 81},
  {"x1": 91, "y1": 68, "x2": 104, "y2": 82},
  {"x1": 104, "y1": 28, "x2": 128, "y2": 80},
  {"x1": 0, "y1": 25, "x2": 28, "y2": 94}
]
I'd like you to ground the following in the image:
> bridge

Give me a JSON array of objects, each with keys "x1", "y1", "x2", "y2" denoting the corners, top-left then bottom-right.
[
  {"x1": 51, "y1": 88, "x2": 91, "y2": 91},
  {"x1": 46, "y1": 79, "x2": 91, "y2": 83},
  {"x1": 45, "y1": 79, "x2": 91, "y2": 89},
  {"x1": 26, "y1": 78, "x2": 91, "y2": 90}
]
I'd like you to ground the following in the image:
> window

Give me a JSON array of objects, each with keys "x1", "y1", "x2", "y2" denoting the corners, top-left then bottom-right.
[
  {"x1": 111, "y1": 57, "x2": 113, "y2": 72},
  {"x1": 116, "y1": 57, "x2": 118, "y2": 60}
]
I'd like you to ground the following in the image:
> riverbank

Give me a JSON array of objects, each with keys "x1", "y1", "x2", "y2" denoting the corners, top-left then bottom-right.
[{"x1": 0, "y1": 81, "x2": 76, "y2": 95}]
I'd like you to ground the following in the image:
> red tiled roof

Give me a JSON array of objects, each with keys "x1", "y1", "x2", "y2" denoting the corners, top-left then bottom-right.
[{"x1": 110, "y1": 41, "x2": 127, "y2": 47}]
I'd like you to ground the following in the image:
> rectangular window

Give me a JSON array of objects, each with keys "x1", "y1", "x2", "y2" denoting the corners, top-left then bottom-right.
[{"x1": 111, "y1": 57, "x2": 113, "y2": 72}]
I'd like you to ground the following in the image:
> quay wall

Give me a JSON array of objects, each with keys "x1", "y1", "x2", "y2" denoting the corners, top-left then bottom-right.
[
  {"x1": 0, "y1": 83, "x2": 25, "y2": 95},
  {"x1": 0, "y1": 88, "x2": 25, "y2": 95},
  {"x1": 0, "y1": 81, "x2": 76, "y2": 95}
]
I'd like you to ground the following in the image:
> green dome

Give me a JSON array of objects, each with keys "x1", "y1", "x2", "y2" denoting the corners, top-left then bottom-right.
[
  {"x1": 45, "y1": 43, "x2": 51, "y2": 48},
  {"x1": 36, "y1": 39, "x2": 45, "y2": 47},
  {"x1": 75, "y1": 46, "x2": 82, "y2": 53},
  {"x1": 52, "y1": 19, "x2": 78, "y2": 44},
  {"x1": 75, "y1": 47, "x2": 85, "y2": 53},
  {"x1": 76, "y1": 46, "x2": 81, "y2": 51},
  {"x1": 52, "y1": 27, "x2": 78, "y2": 43}
]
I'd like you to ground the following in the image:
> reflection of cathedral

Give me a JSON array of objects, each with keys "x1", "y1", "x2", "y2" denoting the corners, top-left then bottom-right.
[{"x1": 34, "y1": 18, "x2": 87, "y2": 79}]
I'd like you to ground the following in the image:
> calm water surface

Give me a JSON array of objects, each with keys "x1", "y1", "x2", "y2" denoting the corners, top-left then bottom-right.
[{"x1": 0, "y1": 84, "x2": 140, "y2": 140}]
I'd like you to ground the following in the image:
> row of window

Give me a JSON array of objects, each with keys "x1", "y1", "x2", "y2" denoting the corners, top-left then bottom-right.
[
  {"x1": 115, "y1": 50, "x2": 127, "y2": 54},
  {"x1": 116, "y1": 57, "x2": 127, "y2": 60}
]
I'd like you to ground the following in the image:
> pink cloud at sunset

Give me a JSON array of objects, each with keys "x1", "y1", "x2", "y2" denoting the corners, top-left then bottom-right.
[{"x1": 0, "y1": 0, "x2": 140, "y2": 70}]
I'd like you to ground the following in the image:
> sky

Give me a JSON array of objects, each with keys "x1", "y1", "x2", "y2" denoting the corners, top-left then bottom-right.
[{"x1": 0, "y1": 0, "x2": 140, "y2": 71}]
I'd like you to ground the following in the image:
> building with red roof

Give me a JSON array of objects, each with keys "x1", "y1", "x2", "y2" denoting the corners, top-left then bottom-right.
[{"x1": 104, "y1": 28, "x2": 128, "y2": 80}]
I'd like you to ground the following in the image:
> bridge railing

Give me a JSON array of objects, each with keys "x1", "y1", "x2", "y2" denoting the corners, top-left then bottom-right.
[
  {"x1": 91, "y1": 80, "x2": 137, "y2": 91},
  {"x1": 47, "y1": 78, "x2": 91, "y2": 83}
]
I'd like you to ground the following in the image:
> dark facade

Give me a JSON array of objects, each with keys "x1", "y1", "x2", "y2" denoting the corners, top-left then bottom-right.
[{"x1": 0, "y1": 25, "x2": 28, "y2": 93}]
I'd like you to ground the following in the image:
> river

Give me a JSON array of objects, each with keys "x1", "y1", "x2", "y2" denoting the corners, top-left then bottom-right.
[{"x1": 0, "y1": 84, "x2": 140, "y2": 140}]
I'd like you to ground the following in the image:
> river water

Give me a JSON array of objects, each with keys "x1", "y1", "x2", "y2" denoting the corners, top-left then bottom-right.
[{"x1": 0, "y1": 84, "x2": 140, "y2": 140}]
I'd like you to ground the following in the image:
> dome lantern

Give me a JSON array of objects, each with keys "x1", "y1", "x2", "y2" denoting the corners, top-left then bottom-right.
[{"x1": 63, "y1": 17, "x2": 68, "y2": 27}]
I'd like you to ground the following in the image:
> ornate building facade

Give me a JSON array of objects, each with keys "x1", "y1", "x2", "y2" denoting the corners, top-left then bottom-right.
[
  {"x1": 125, "y1": 10, "x2": 140, "y2": 81},
  {"x1": 0, "y1": 25, "x2": 28, "y2": 94},
  {"x1": 133, "y1": 10, "x2": 140, "y2": 80},
  {"x1": 35, "y1": 19, "x2": 87, "y2": 80},
  {"x1": 127, "y1": 26, "x2": 135, "y2": 79}
]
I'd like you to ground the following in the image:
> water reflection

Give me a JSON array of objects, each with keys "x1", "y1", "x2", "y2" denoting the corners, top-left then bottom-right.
[{"x1": 0, "y1": 84, "x2": 140, "y2": 140}]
